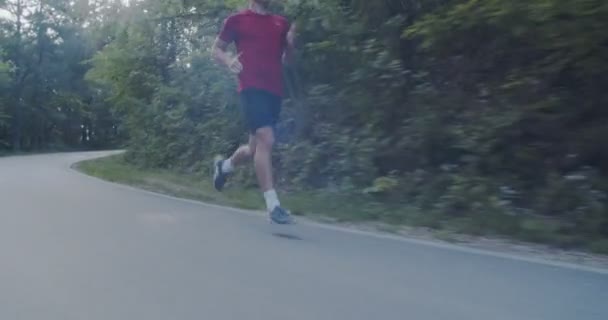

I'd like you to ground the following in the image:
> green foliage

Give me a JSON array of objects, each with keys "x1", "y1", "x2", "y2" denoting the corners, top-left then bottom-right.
[
  {"x1": 364, "y1": 176, "x2": 400, "y2": 195},
  {"x1": 0, "y1": 61, "x2": 9, "y2": 86},
  {"x1": 0, "y1": 0, "x2": 122, "y2": 151},
  {"x1": 0, "y1": 60, "x2": 11, "y2": 129},
  {"x1": 589, "y1": 240, "x2": 608, "y2": 255}
]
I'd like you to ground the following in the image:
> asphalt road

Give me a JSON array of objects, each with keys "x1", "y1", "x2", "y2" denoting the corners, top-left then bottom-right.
[{"x1": 1, "y1": 151, "x2": 607, "y2": 320}]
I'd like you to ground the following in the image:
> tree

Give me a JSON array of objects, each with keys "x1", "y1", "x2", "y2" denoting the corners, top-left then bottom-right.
[{"x1": 0, "y1": 0, "x2": 122, "y2": 150}]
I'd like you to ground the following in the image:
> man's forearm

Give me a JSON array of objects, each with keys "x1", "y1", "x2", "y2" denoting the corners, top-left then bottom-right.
[
  {"x1": 212, "y1": 39, "x2": 242, "y2": 74},
  {"x1": 212, "y1": 37, "x2": 233, "y2": 68},
  {"x1": 283, "y1": 44, "x2": 296, "y2": 65},
  {"x1": 284, "y1": 22, "x2": 297, "y2": 65},
  {"x1": 213, "y1": 47, "x2": 231, "y2": 67}
]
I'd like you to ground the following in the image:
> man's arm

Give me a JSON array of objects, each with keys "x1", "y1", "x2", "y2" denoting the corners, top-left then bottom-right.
[
  {"x1": 283, "y1": 22, "x2": 296, "y2": 65},
  {"x1": 212, "y1": 37, "x2": 242, "y2": 74},
  {"x1": 213, "y1": 16, "x2": 242, "y2": 74}
]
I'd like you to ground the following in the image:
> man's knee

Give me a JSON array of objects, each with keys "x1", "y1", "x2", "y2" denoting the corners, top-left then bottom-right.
[
  {"x1": 234, "y1": 144, "x2": 254, "y2": 159},
  {"x1": 255, "y1": 127, "x2": 275, "y2": 149},
  {"x1": 243, "y1": 146, "x2": 255, "y2": 158}
]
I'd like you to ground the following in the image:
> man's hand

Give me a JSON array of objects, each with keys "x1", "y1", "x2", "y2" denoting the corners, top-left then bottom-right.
[{"x1": 227, "y1": 53, "x2": 243, "y2": 74}]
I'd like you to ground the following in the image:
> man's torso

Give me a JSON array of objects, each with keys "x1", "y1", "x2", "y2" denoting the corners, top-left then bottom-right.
[{"x1": 223, "y1": 10, "x2": 289, "y2": 97}]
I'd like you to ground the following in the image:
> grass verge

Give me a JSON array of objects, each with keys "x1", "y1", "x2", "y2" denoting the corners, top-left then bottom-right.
[
  {"x1": 75, "y1": 154, "x2": 377, "y2": 220},
  {"x1": 75, "y1": 154, "x2": 419, "y2": 225},
  {"x1": 75, "y1": 154, "x2": 607, "y2": 255},
  {"x1": 75, "y1": 154, "x2": 265, "y2": 210}
]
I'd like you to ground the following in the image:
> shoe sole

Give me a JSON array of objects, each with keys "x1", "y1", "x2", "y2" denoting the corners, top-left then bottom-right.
[
  {"x1": 269, "y1": 216, "x2": 296, "y2": 225},
  {"x1": 213, "y1": 159, "x2": 225, "y2": 191}
]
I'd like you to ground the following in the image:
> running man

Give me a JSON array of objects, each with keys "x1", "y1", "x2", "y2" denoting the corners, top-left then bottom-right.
[{"x1": 211, "y1": 0, "x2": 296, "y2": 224}]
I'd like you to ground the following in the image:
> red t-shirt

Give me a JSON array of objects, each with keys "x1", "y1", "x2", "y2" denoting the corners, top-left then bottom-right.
[{"x1": 218, "y1": 10, "x2": 290, "y2": 97}]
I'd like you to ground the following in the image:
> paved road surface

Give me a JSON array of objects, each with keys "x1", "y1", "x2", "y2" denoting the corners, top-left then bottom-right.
[{"x1": 1, "y1": 152, "x2": 607, "y2": 320}]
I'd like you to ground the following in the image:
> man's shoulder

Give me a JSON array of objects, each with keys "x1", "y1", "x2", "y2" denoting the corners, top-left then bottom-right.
[
  {"x1": 225, "y1": 10, "x2": 289, "y2": 29},
  {"x1": 271, "y1": 14, "x2": 290, "y2": 30},
  {"x1": 272, "y1": 14, "x2": 289, "y2": 25},
  {"x1": 228, "y1": 11, "x2": 288, "y2": 20},
  {"x1": 271, "y1": 14, "x2": 288, "y2": 22},
  {"x1": 225, "y1": 10, "x2": 249, "y2": 22}
]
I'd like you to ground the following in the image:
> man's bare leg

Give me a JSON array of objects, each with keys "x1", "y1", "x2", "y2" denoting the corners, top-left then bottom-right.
[
  {"x1": 254, "y1": 126, "x2": 291, "y2": 222},
  {"x1": 213, "y1": 135, "x2": 255, "y2": 191},
  {"x1": 224, "y1": 135, "x2": 256, "y2": 170},
  {"x1": 253, "y1": 127, "x2": 275, "y2": 193}
]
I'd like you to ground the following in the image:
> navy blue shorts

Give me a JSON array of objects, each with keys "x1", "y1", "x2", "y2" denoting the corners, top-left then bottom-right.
[{"x1": 240, "y1": 88, "x2": 282, "y2": 134}]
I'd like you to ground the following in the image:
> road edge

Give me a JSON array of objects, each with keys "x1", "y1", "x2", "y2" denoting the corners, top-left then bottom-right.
[{"x1": 69, "y1": 151, "x2": 608, "y2": 275}]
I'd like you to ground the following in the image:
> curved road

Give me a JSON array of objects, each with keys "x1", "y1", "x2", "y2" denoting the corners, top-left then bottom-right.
[{"x1": 1, "y1": 152, "x2": 607, "y2": 320}]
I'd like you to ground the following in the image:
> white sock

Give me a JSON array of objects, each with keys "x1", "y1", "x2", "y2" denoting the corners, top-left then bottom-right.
[
  {"x1": 263, "y1": 189, "x2": 280, "y2": 211},
  {"x1": 221, "y1": 158, "x2": 233, "y2": 173}
]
